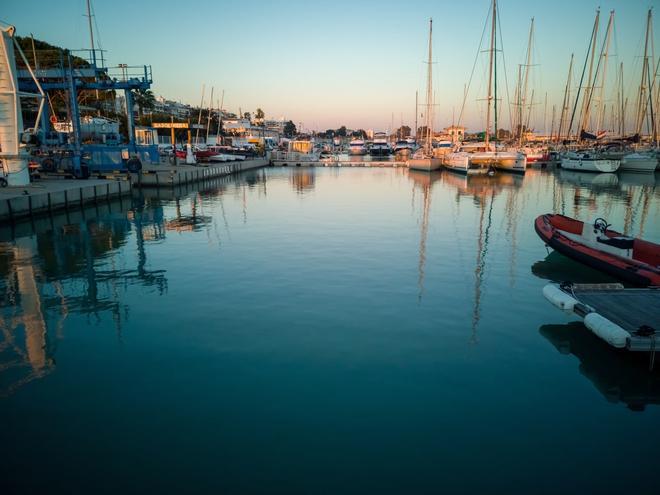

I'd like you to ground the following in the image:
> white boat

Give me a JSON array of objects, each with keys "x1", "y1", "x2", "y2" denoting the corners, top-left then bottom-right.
[
  {"x1": 408, "y1": 149, "x2": 442, "y2": 171},
  {"x1": 393, "y1": 140, "x2": 415, "y2": 155},
  {"x1": 444, "y1": 149, "x2": 495, "y2": 175},
  {"x1": 348, "y1": 139, "x2": 367, "y2": 155},
  {"x1": 471, "y1": 150, "x2": 527, "y2": 174},
  {"x1": 208, "y1": 154, "x2": 229, "y2": 162},
  {"x1": 620, "y1": 152, "x2": 657, "y2": 172},
  {"x1": 433, "y1": 140, "x2": 452, "y2": 159},
  {"x1": 369, "y1": 133, "x2": 392, "y2": 157},
  {"x1": 271, "y1": 140, "x2": 320, "y2": 165},
  {"x1": 560, "y1": 151, "x2": 620, "y2": 172}
]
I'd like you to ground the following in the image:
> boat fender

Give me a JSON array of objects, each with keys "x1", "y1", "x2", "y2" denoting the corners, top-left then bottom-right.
[
  {"x1": 543, "y1": 284, "x2": 578, "y2": 313},
  {"x1": 583, "y1": 313, "x2": 628, "y2": 348}
]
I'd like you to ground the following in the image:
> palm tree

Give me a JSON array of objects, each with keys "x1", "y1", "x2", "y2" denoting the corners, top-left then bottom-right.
[
  {"x1": 133, "y1": 88, "x2": 155, "y2": 117},
  {"x1": 255, "y1": 108, "x2": 265, "y2": 124}
]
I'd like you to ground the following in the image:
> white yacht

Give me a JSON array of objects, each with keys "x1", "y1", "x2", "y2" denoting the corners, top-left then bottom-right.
[
  {"x1": 369, "y1": 133, "x2": 392, "y2": 157},
  {"x1": 271, "y1": 140, "x2": 321, "y2": 166},
  {"x1": 348, "y1": 139, "x2": 367, "y2": 155},
  {"x1": 560, "y1": 151, "x2": 620, "y2": 173},
  {"x1": 393, "y1": 139, "x2": 416, "y2": 155}
]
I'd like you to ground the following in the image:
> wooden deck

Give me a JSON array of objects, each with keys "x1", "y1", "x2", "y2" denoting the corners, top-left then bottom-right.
[
  {"x1": 574, "y1": 288, "x2": 660, "y2": 334},
  {"x1": 571, "y1": 285, "x2": 660, "y2": 351}
]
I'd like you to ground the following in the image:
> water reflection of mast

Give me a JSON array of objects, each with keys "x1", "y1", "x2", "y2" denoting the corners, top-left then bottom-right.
[
  {"x1": 471, "y1": 191, "x2": 495, "y2": 344},
  {"x1": 637, "y1": 186, "x2": 652, "y2": 237},
  {"x1": 622, "y1": 189, "x2": 634, "y2": 235},
  {"x1": 504, "y1": 186, "x2": 519, "y2": 287},
  {"x1": 417, "y1": 178, "x2": 432, "y2": 303}
]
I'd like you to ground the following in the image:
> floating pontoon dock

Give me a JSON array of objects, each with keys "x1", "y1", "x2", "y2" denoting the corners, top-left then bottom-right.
[
  {"x1": 0, "y1": 158, "x2": 268, "y2": 223},
  {"x1": 133, "y1": 158, "x2": 268, "y2": 187},
  {"x1": 0, "y1": 179, "x2": 131, "y2": 223},
  {"x1": 543, "y1": 283, "x2": 660, "y2": 351}
]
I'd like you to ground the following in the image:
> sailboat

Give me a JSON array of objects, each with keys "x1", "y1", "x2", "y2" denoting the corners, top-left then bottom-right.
[
  {"x1": 620, "y1": 9, "x2": 658, "y2": 173},
  {"x1": 444, "y1": 0, "x2": 525, "y2": 174},
  {"x1": 408, "y1": 18, "x2": 442, "y2": 172},
  {"x1": 471, "y1": 0, "x2": 526, "y2": 174},
  {"x1": 561, "y1": 9, "x2": 620, "y2": 173}
]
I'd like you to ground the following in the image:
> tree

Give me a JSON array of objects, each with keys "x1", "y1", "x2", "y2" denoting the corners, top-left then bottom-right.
[
  {"x1": 352, "y1": 129, "x2": 367, "y2": 139},
  {"x1": 132, "y1": 88, "x2": 155, "y2": 116},
  {"x1": 336, "y1": 126, "x2": 347, "y2": 137},
  {"x1": 255, "y1": 108, "x2": 265, "y2": 122},
  {"x1": 243, "y1": 111, "x2": 251, "y2": 121},
  {"x1": 283, "y1": 120, "x2": 297, "y2": 138},
  {"x1": 395, "y1": 125, "x2": 411, "y2": 138}
]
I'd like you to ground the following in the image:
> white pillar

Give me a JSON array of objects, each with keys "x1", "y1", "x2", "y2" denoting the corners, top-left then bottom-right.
[{"x1": 0, "y1": 26, "x2": 30, "y2": 186}]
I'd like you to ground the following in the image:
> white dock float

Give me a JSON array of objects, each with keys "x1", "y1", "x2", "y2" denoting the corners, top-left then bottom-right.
[{"x1": 543, "y1": 283, "x2": 660, "y2": 351}]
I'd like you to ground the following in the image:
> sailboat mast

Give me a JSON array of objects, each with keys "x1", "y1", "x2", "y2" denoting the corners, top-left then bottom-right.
[
  {"x1": 205, "y1": 86, "x2": 214, "y2": 144},
  {"x1": 618, "y1": 63, "x2": 624, "y2": 137},
  {"x1": 567, "y1": 9, "x2": 599, "y2": 142},
  {"x1": 426, "y1": 18, "x2": 433, "y2": 155},
  {"x1": 195, "y1": 84, "x2": 206, "y2": 145},
  {"x1": 85, "y1": 0, "x2": 97, "y2": 66},
  {"x1": 550, "y1": 104, "x2": 556, "y2": 142},
  {"x1": 215, "y1": 89, "x2": 225, "y2": 144},
  {"x1": 415, "y1": 90, "x2": 418, "y2": 140},
  {"x1": 595, "y1": 11, "x2": 614, "y2": 137},
  {"x1": 543, "y1": 91, "x2": 548, "y2": 138},
  {"x1": 580, "y1": 9, "x2": 600, "y2": 135},
  {"x1": 636, "y1": 9, "x2": 652, "y2": 136},
  {"x1": 558, "y1": 54, "x2": 574, "y2": 143},
  {"x1": 485, "y1": 0, "x2": 497, "y2": 148},
  {"x1": 519, "y1": 17, "x2": 534, "y2": 146},
  {"x1": 494, "y1": 0, "x2": 498, "y2": 144}
]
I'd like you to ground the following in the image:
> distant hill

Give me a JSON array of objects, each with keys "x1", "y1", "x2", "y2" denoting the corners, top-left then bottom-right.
[{"x1": 14, "y1": 36, "x2": 90, "y2": 69}]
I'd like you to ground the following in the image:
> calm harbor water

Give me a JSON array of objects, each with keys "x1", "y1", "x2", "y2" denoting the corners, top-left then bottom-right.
[{"x1": 1, "y1": 167, "x2": 659, "y2": 494}]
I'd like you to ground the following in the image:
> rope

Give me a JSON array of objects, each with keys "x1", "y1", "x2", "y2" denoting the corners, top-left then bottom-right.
[{"x1": 495, "y1": 1, "x2": 514, "y2": 133}]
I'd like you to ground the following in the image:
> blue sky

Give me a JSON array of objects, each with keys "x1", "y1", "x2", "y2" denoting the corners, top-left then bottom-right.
[{"x1": 3, "y1": 0, "x2": 658, "y2": 132}]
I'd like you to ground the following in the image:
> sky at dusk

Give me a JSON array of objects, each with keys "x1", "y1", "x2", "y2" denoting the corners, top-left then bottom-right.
[{"x1": 3, "y1": 0, "x2": 658, "y2": 133}]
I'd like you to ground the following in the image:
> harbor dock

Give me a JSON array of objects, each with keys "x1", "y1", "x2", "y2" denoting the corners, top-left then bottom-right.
[
  {"x1": 133, "y1": 158, "x2": 268, "y2": 186},
  {"x1": 0, "y1": 158, "x2": 268, "y2": 223},
  {"x1": 0, "y1": 178, "x2": 131, "y2": 223}
]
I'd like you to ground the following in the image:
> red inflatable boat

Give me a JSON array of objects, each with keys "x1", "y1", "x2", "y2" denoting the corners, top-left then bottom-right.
[{"x1": 534, "y1": 214, "x2": 660, "y2": 286}]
